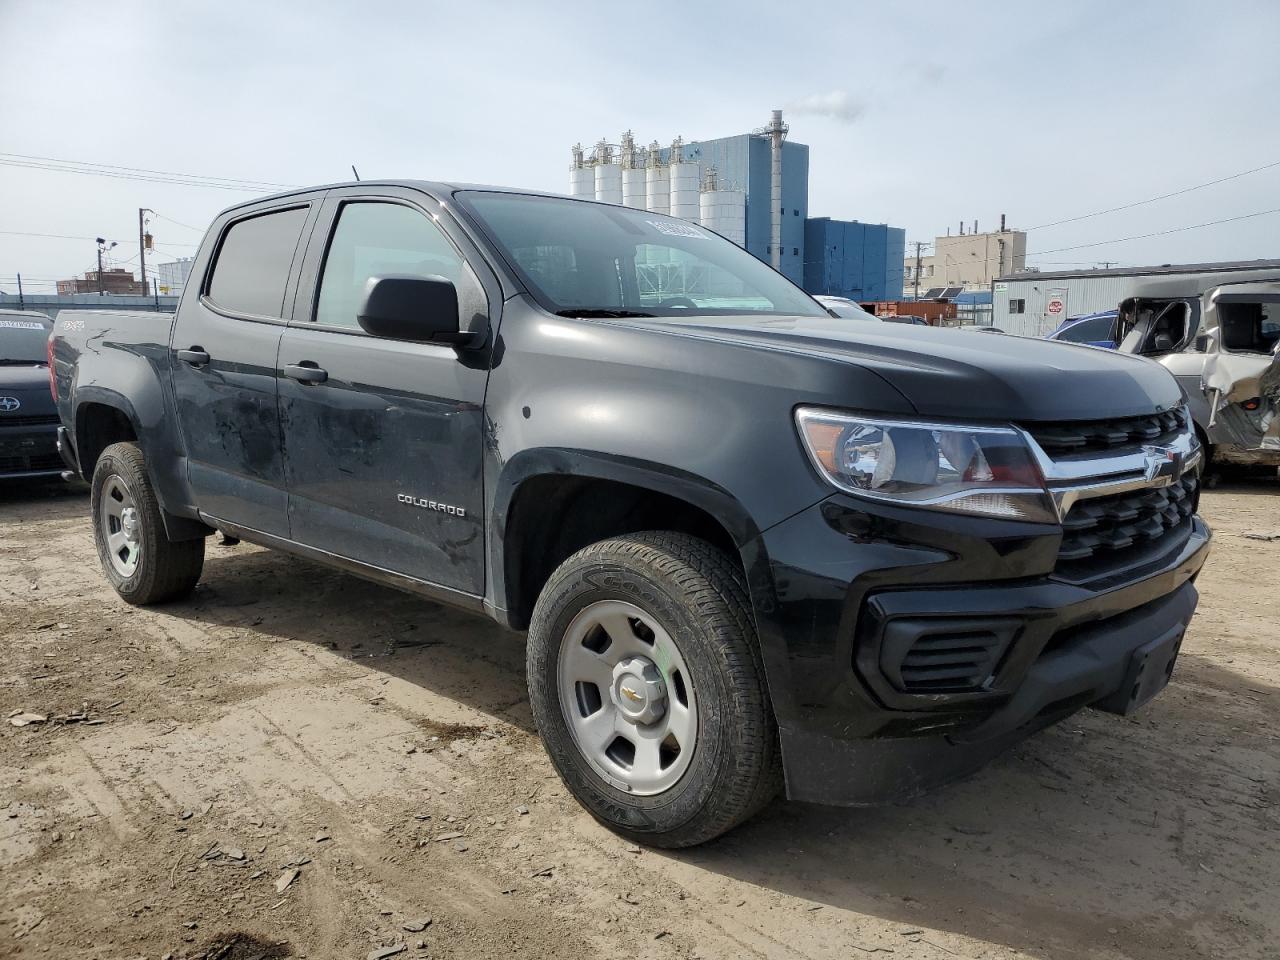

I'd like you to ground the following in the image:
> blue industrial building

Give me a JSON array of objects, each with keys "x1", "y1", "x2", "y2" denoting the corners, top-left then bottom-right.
[
  {"x1": 803, "y1": 218, "x2": 906, "y2": 301},
  {"x1": 667, "y1": 136, "x2": 810, "y2": 286},
  {"x1": 671, "y1": 134, "x2": 902, "y2": 298},
  {"x1": 571, "y1": 115, "x2": 905, "y2": 298}
]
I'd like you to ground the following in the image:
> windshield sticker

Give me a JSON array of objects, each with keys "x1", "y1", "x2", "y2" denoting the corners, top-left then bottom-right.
[
  {"x1": 646, "y1": 220, "x2": 710, "y2": 240},
  {"x1": 0, "y1": 320, "x2": 46, "y2": 330}
]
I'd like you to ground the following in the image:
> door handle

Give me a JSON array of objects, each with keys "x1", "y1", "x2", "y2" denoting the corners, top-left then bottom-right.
[
  {"x1": 282, "y1": 362, "x2": 328, "y2": 384},
  {"x1": 176, "y1": 347, "x2": 210, "y2": 366}
]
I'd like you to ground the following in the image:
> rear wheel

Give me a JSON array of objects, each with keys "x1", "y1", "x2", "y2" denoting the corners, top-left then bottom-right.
[
  {"x1": 527, "y1": 532, "x2": 781, "y2": 848},
  {"x1": 91, "y1": 442, "x2": 204, "y2": 604}
]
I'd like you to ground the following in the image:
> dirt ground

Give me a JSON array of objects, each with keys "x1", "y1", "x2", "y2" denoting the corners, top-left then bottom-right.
[{"x1": 1, "y1": 478, "x2": 1277, "y2": 960}]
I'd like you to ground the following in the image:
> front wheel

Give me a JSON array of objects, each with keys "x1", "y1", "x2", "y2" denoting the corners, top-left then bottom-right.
[
  {"x1": 91, "y1": 442, "x2": 204, "y2": 605},
  {"x1": 527, "y1": 532, "x2": 780, "y2": 848}
]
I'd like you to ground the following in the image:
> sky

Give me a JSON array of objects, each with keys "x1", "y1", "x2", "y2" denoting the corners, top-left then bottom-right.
[{"x1": 2, "y1": 0, "x2": 1279, "y2": 293}]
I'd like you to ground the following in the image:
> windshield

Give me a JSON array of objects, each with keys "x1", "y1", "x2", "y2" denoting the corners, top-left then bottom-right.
[
  {"x1": 456, "y1": 191, "x2": 827, "y2": 319},
  {"x1": 0, "y1": 317, "x2": 51, "y2": 364}
]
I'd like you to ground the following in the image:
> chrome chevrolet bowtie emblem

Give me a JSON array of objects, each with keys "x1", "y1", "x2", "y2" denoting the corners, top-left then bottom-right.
[
  {"x1": 0, "y1": 396, "x2": 20, "y2": 412},
  {"x1": 1141, "y1": 444, "x2": 1182, "y2": 483}
]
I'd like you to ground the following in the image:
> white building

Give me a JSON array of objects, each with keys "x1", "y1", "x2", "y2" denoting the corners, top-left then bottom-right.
[
  {"x1": 993, "y1": 259, "x2": 1280, "y2": 336},
  {"x1": 156, "y1": 258, "x2": 195, "y2": 297}
]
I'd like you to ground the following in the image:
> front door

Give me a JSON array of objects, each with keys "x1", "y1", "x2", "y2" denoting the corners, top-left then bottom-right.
[
  {"x1": 170, "y1": 200, "x2": 319, "y2": 536},
  {"x1": 276, "y1": 195, "x2": 490, "y2": 594}
]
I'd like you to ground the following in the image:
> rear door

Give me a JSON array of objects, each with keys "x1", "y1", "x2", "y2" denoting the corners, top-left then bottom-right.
[
  {"x1": 275, "y1": 188, "x2": 494, "y2": 594},
  {"x1": 169, "y1": 197, "x2": 322, "y2": 535}
]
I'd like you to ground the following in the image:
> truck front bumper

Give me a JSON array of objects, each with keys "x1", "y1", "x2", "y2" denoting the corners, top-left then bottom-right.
[
  {"x1": 747, "y1": 494, "x2": 1211, "y2": 806},
  {"x1": 0, "y1": 421, "x2": 64, "y2": 479}
]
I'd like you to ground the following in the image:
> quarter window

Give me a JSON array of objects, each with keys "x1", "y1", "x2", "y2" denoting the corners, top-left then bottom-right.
[
  {"x1": 207, "y1": 207, "x2": 309, "y2": 318},
  {"x1": 315, "y1": 202, "x2": 464, "y2": 330}
]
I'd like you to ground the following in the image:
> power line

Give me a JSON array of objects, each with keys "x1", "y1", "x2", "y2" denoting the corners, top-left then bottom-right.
[
  {"x1": 914, "y1": 207, "x2": 1280, "y2": 273},
  {"x1": 906, "y1": 157, "x2": 1280, "y2": 253},
  {"x1": 0, "y1": 229, "x2": 197, "y2": 248},
  {"x1": 151, "y1": 210, "x2": 207, "y2": 232},
  {"x1": 0, "y1": 152, "x2": 297, "y2": 190},
  {"x1": 1030, "y1": 207, "x2": 1280, "y2": 257},
  {"x1": 1025, "y1": 158, "x2": 1280, "y2": 232}
]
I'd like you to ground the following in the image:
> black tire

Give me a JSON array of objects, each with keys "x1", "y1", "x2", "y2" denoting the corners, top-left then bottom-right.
[
  {"x1": 90, "y1": 441, "x2": 204, "y2": 605},
  {"x1": 527, "y1": 532, "x2": 781, "y2": 848}
]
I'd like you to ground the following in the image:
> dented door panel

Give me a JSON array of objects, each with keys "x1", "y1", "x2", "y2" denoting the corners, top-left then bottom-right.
[{"x1": 1199, "y1": 287, "x2": 1280, "y2": 458}]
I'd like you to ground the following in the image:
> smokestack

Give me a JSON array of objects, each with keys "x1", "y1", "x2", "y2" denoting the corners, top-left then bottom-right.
[
  {"x1": 959, "y1": 220, "x2": 964, "y2": 236},
  {"x1": 973, "y1": 220, "x2": 978, "y2": 235},
  {"x1": 769, "y1": 109, "x2": 785, "y2": 271},
  {"x1": 1000, "y1": 213, "x2": 1006, "y2": 232}
]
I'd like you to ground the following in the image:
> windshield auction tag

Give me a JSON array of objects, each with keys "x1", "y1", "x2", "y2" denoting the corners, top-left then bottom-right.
[
  {"x1": 0, "y1": 320, "x2": 46, "y2": 330},
  {"x1": 646, "y1": 220, "x2": 710, "y2": 240}
]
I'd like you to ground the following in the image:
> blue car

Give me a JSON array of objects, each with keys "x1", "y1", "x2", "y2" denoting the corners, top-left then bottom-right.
[{"x1": 1046, "y1": 310, "x2": 1119, "y2": 348}]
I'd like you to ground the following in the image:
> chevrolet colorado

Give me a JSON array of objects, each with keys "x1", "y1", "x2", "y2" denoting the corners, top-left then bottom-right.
[{"x1": 50, "y1": 182, "x2": 1210, "y2": 847}]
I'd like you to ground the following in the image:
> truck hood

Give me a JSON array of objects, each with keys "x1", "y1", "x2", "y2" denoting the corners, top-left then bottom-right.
[
  {"x1": 609, "y1": 313, "x2": 1183, "y2": 421},
  {"x1": 0, "y1": 364, "x2": 55, "y2": 416}
]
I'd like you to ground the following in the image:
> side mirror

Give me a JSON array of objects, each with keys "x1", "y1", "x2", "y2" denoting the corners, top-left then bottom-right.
[
  {"x1": 1194, "y1": 334, "x2": 1209, "y2": 353},
  {"x1": 357, "y1": 275, "x2": 471, "y2": 345}
]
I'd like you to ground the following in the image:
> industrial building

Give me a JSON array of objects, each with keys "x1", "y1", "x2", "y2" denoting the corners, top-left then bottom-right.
[
  {"x1": 55, "y1": 267, "x2": 147, "y2": 296},
  {"x1": 568, "y1": 111, "x2": 903, "y2": 299},
  {"x1": 993, "y1": 258, "x2": 1280, "y2": 336},
  {"x1": 156, "y1": 257, "x2": 195, "y2": 297},
  {"x1": 904, "y1": 218, "x2": 1027, "y2": 295},
  {"x1": 804, "y1": 218, "x2": 905, "y2": 301}
]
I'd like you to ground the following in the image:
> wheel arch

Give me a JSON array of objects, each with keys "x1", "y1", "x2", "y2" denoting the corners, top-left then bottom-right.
[
  {"x1": 491, "y1": 449, "x2": 765, "y2": 632},
  {"x1": 74, "y1": 390, "x2": 210, "y2": 541}
]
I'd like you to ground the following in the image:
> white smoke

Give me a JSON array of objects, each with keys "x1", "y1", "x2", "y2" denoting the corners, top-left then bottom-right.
[{"x1": 785, "y1": 90, "x2": 868, "y2": 125}]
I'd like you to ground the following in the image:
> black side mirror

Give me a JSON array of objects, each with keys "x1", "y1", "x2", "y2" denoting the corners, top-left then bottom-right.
[
  {"x1": 357, "y1": 275, "x2": 472, "y2": 345},
  {"x1": 1194, "y1": 334, "x2": 1209, "y2": 352}
]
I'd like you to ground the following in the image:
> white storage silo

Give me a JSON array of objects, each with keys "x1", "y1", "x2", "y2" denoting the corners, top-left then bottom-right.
[
  {"x1": 569, "y1": 143, "x2": 593, "y2": 198},
  {"x1": 669, "y1": 162, "x2": 700, "y2": 221},
  {"x1": 645, "y1": 158, "x2": 670, "y2": 216},
  {"x1": 570, "y1": 166, "x2": 595, "y2": 198},
  {"x1": 622, "y1": 168, "x2": 646, "y2": 209},
  {"x1": 699, "y1": 189, "x2": 746, "y2": 247},
  {"x1": 595, "y1": 164, "x2": 623, "y2": 205}
]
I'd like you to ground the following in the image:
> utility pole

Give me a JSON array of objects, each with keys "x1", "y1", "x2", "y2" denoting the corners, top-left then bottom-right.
[
  {"x1": 95, "y1": 238, "x2": 117, "y2": 295},
  {"x1": 913, "y1": 241, "x2": 923, "y2": 301},
  {"x1": 16, "y1": 273, "x2": 24, "y2": 311},
  {"x1": 138, "y1": 208, "x2": 153, "y2": 298}
]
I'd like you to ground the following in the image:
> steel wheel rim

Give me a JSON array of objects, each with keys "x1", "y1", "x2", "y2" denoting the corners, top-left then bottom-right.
[
  {"x1": 100, "y1": 474, "x2": 142, "y2": 578},
  {"x1": 556, "y1": 599, "x2": 697, "y2": 796}
]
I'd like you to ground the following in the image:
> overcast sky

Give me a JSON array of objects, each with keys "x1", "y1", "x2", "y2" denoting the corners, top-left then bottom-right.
[{"x1": 2, "y1": 0, "x2": 1278, "y2": 292}]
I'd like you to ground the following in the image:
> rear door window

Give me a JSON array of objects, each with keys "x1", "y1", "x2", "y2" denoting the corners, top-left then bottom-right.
[{"x1": 207, "y1": 207, "x2": 309, "y2": 318}]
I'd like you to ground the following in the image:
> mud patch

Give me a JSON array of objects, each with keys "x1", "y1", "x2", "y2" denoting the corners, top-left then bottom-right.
[
  {"x1": 195, "y1": 931, "x2": 291, "y2": 959},
  {"x1": 416, "y1": 718, "x2": 491, "y2": 742}
]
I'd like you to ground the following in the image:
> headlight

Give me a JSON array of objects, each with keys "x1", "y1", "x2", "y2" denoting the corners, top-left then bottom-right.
[{"x1": 795, "y1": 407, "x2": 1056, "y2": 522}]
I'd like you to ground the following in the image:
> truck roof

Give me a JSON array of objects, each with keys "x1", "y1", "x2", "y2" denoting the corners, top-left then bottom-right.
[{"x1": 215, "y1": 180, "x2": 567, "y2": 219}]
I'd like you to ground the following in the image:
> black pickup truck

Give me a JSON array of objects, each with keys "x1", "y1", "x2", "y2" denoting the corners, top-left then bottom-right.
[{"x1": 50, "y1": 182, "x2": 1210, "y2": 847}]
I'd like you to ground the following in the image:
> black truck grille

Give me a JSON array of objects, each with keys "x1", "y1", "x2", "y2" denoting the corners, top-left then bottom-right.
[
  {"x1": 1056, "y1": 473, "x2": 1198, "y2": 580},
  {"x1": 0, "y1": 414, "x2": 60, "y2": 428},
  {"x1": 0, "y1": 452, "x2": 62, "y2": 473},
  {"x1": 1024, "y1": 407, "x2": 1187, "y2": 457}
]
